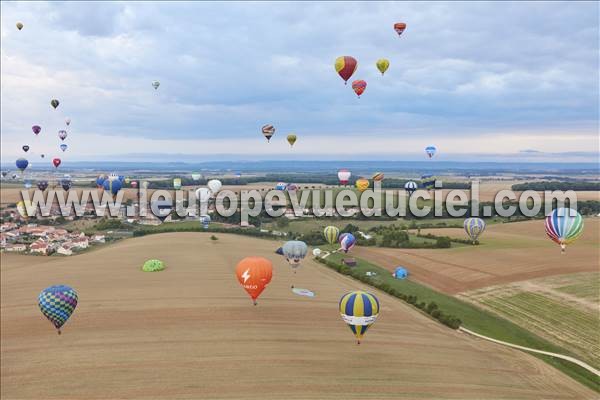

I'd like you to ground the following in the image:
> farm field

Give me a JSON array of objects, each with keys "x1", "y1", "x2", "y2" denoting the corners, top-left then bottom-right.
[
  {"x1": 352, "y1": 219, "x2": 599, "y2": 294},
  {"x1": 459, "y1": 271, "x2": 600, "y2": 370},
  {"x1": 1, "y1": 233, "x2": 595, "y2": 399}
]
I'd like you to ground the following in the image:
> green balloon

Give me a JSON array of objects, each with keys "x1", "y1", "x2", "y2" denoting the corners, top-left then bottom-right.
[{"x1": 142, "y1": 259, "x2": 165, "y2": 272}]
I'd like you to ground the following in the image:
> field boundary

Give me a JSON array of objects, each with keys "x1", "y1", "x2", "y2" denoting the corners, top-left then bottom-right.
[{"x1": 459, "y1": 327, "x2": 600, "y2": 377}]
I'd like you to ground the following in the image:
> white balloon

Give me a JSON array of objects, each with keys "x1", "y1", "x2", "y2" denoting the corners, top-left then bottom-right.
[
  {"x1": 312, "y1": 248, "x2": 322, "y2": 257},
  {"x1": 195, "y1": 187, "x2": 212, "y2": 202},
  {"x1": 207, "y1": 179, "x2": 222, "y2": 194}
]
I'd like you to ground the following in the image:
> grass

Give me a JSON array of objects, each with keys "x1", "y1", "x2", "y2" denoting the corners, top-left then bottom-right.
[{"x1": 321, "y1": 251, "x2": 600, "y2": 393}]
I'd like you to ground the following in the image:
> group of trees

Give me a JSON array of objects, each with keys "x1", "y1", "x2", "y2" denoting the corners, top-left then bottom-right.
[{"x1": 511, "y1": 181, "x2": 600, "y2": 191}]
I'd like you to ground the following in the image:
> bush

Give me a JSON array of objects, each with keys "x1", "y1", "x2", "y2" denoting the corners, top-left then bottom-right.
[{"x1": 210, "y1": 235, "x2": 218, "y2": 241}]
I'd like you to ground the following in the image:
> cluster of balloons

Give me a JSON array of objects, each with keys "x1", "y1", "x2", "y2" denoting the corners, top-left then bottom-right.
[{"x1": 260, "y1": 124, "x2": 297, "y2": 147}]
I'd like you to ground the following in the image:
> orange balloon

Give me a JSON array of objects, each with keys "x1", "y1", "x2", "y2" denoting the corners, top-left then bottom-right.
[{"x1": 236, "y1": 257, "x2": 273, "y2": 305}]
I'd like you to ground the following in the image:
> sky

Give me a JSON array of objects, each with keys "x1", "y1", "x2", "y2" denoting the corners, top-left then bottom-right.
[{"x1": 1, "y1": 1, "x2": 599, "y2": 163}]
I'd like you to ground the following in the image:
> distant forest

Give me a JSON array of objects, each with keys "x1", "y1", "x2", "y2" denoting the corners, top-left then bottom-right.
[{"x1": 511, "y1": 181, "x2": 600, "y2": 191}]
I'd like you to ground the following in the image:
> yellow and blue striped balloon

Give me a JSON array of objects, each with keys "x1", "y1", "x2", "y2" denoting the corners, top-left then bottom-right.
[
  {"x1": 339, "y1": 291, "x2": 379, "y2": 344},
  {"x1": 323, "y1": 225, "x2": 340, "y2": 245},
  {"x1": 464, "y1": 217, "x2": 486, "y2": 243}
]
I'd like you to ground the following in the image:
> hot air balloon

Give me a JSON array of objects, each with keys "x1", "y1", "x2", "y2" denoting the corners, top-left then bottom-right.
[
  {"x1": 142, "y1": 259, "x2": 165, "y2": 272},
  {"x1": 312, "y1": 248, "x2": 322, "y2": 257},
  {"x1": 207, "y1": 179, "x2": 222, "y2": 194},
  {"x1": 286, "y1": 183, "x2": 298, "y2": 192},
  {"x1": 95, "y1": 175, "x2": 106, "y2": 188},
  {"x1": 334, "y1": 56, "x2": 358, "y2": 84},
  {"x1": 275, "y1": 247, "x2": 284, "y2": 256},
  {"x1": 339, "y1": 233, "x2": 356, "y2": 252},
  {"x1": 235, "y1": 257, "x2": 273, "y2": 305},
  {"x1": 394, "y1": 22, "x2": 406, "y2": 36},
  {"x1": 339, "y1": 291, "x2": 379, "y2": 344},
  {"x1": 60, "y1": 144, "x2": 67, "y2": 152},
  {"x1": 376, "y1": 59, "x2": 390, "y2": 75},
  {"x1": 50, "y1": 99, "x2": 59, "y2": 109},
  {"x1": 191, "y1": 172, "x2": 202, "y2": 181},
  {"x1": 1, "y1": 171, "x2": 7, "y2": 177},
  {"x1": 12, "y1": 174, "x2": 17, "y2": 179},
  {"x1": 118, "y1": 175, "x2": 125, "y2": 182},
  {"x1": 404, "y1": 181, "x2": 418, "y2": 195},
  {"x1": 200, "y1": 214, "x2": 211, "y2": 229},
  {"x1": 275, "y1": 182, "x2": 287, "y2": 191},
  {"x1": 40, "y1": 154, "x2": 45, "y2": 158},
  {"x1": 103, "y1": 178, "x2": 122, "y2": 196},
  {"x1": 16, "y1": 22, "x2": 23, "y2": 30},
  {"x1": 142, "y1": 181, "x2": 150, "y2": 189},
  {"x1": 58, "y1": 130, "x2": 67, "y2": 141},
  {"x1": 152, "y1": 80, "x2": 160, "y2": 90},
  {"x1": 16, "y1": 158, "x2": 28, "y2": 172},
  {"x1": 545, "y1": 208, "x2": 584, "y2": 253},
  {"x1": 262, "y1": 124, "x2": 275, "y2": 142},
  {"x1": 425, "y1": 146, "x2": 437, "y2": 158},
  {"x1": 124, "y1": 177, "x2": 130, "y2": 184},
  {"x1": 323, "y1": 225, "x2": 340, "y2": 245},
  {"x1": 282, "y1": 240, "x2": 308, "y2": 272},
  {"x1": 355, "y1": 178, "x2": 369, "y2": 192},
  {"x1": 131, "y1": 181, "x2": 138, "y2": 189},
  {"x1": 52, "y1": 158, "x2": 61, "y2": 168},
  {"x1": 32, "y1": 125, "x2": 41, "y2": 135},
  {"x1": 338, "y1": 169, "x2": 351, "y2": 186},
  {"x1": 351, "y1": 80, "x2": 367, "y2": 98},
  {"x1": 108, "y1": 172, "x2": 118, "y2": 181},
  {"x1": 372, "y1": 172, "x2": 384, "y2": 182},
  {"x1": 464, "y1": 218, "x2": 486, "y2": 244},
  {"x1": 287, "y1": 134, "x2": 297, "y2": 147},
  {"x1": 24, "y1": 180, "x2": 32, "y2": 189},
  {"x1": 173, "y1": 178, "x2": 182, "y2": 190},
  {"x1": 22, "y1": 145, "x2": 30, "y2": 152},
  {"x1": 37, "y1": 180, "x2": 49, "y2": 191},
  {"x1": 17, "y1": 200, "x2": 33, "y2": 218},
  {"x1": 65, "y1": 117, "x2": 71, "y2": 126},
  {"x1": 61, "y1": 177, "x2": 72, "y2": 191},
  {"x1": 38, "y1": 285, "x2": 78, "y2": 334}
]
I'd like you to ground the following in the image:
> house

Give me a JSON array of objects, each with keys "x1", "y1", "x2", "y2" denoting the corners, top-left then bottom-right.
[
  {"x1": 342, "y1": 258, "x2": 357, "y2": 267},
  {"x1": 92, "y1": 234, "x2": 106, "y2": 243},
  {"x1": 0, "y1": 222, "x2": 18, "y2": 232},
  {"x1": 56, "y1": 245, "x2": 73, "y2": 256},
  {"x1": 70, "y1": 237, "x2": 89, "y2": 249},
  {"x1": 3, "y1": 243, "x2": 26, "y2": 252},
  {"x1": 29, "y1": 241, "x2": 49, "y2": 255}
]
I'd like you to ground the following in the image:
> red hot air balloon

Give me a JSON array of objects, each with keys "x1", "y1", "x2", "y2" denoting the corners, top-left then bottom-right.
[
  {"x1": 352, "y1": 80, "x2": 367, "y2": 98},
  {"x1": 394, "y1": 22, "x2": 407, "y2": 36},
  {"x1": 235, "y1": 257, "x2": 273, "y2": 305},
  {"x1": 334, "y1": 56, "x2": 358, "y2": 84},
  {"x1": 52, "y1": 158, "x2": 61, "y2": 168}
]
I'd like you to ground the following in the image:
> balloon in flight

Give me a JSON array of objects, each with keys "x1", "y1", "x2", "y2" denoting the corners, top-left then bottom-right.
[
  {"x1": 22, "y1": 145, "x2": 30, "y2": 152},
  {"x1": 60, "y1": 144, "x2": 68, "y2": 152},
  {"x1": 545, "y1": 208, "x2": 584, "y2": 253},
  {"x1": 200, "y1": 214, "x2": 211, "y2": 229},
  {"x1": 338, "y1": 169, "x2": 351, "y2": 185},
  {"x1": 425, "y1": 146, "x2": 437, "y2": 158},
  {"x1": 351, "y1": 80, "x2": 367, "y2": 98},
  {"x1": 355, "y1": 178, "x2": 369, "y2": 192},
  {"x1": 323, "y1": 225, "x2": 340, "y2": 245},
  {"x1": 372, "y1": 172, "x2": 384, "y2": 182},
  {"x1": 38, "y1": 285, "x2": 78, "y2": 334},
  {"x1": 262, "y1": 124, "x2": 275, "y2": 142},
  {"x1": 103, "y1": 178, "x2": 122, "y2": 196},
  {"x1": 173, "y1": 178, "x2": 182, "y2": 190},
  {"x1": 191, "y1": 172, "x2": 202, "y2": 181},
  {"x1": 50, "y1": 99, "x2": 59, "y2": 109},
  {"x1": 58, "y1": 130, "x2": 67, "y2": 141},
  {"x1": 52, "y1": 158, "x2": 61, "y2": 168},
  {"x1": 16, "y1": 158, "x2": 29, "y2": 172},
  {"x1": 339, "y1": 233, "x2": 356, "y2": 253},
  {"x1": 376, "y1": 59, "x2": 390, "y2": 75},
  {"x1": 287, "y1": 134, "x2": 297, "y2": 147},
  {"x1": 16, "y1": 22, "x2": 24, "y2": 30},
  {"x1": 275, "y1": 182, "x2": 287, "y2": 191},
  {"x1": 235, "y1": 257, "x2": 273, "y2": 305},
  {"x1": 17, "y1": 200, "x2": 33, "y2": 218},
  {"x1": 464, "y1": 218, "x2": 486, "y2": 243},
  {"x1": 95, "y1": 175, "x2": 106, "y2": 188},
  {"x1": 61, "y1": 178, "x2": 72, "y2": 191},
  {"x1": 152, "y1": 80, "x2": 160, "y2": 90},
  {"x1": 334, "y1": 56, "x2": 358, "y2": 84},
  {"x1": 394, "y1": 22, "x2": 406, "y2": 36},
  {"x1": 282, "y1": 240, "x2": 308, "y2": 271},
  {"x1": 404, "y1": 181, "x2": 418, "y2": 195},
  {"x1": 37, "y1": 180, "x2": 49, "y2": 191},
  {"x1": 339, "y1": 290, "x2": 379, "y2": 344},
  {"x1": 32, "y1": 125, "x2": 41, "y2": 135},
  {"x1": 312, "y1": 248, "x2": 322, "y2": 257},
  {"x1": 207, "y1": 179, "x2": 222, "y2": 194}
]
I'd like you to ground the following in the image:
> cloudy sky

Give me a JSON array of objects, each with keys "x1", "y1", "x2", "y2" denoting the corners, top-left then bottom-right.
[{"x1": 1, "y1": 1, "x2": 598, "y2": 163}]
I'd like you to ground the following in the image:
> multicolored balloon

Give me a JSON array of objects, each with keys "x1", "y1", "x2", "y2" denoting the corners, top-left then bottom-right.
[
  {"x1": 37, "y1": 180, "x2": 49, "y2": 191},
  {"x1": 338, "y1": 169, "x2": 351, "y2": 185},
  {"x1": 61, "y1": 178, "x2": 72, "y2": 191},
  {"x1": 60, "y1": 144, "x2": 68, "y2": 152},
  {"x1": 335, "y1": 56, "x2": 358, "y2": 84},
  {"x1": 394, "y1": 22, "x2": 406, "y2": 36},
  {"x1": 404, "y1": 181, "x2": 418, "y2": 195},
  {"x1": 287, "y1": 134, "x2": 297, "y2": 147},
  {"x1": 200, "y1": 214, "x2": 211, "y2": 229},
  {"x1": 339, "y1": 291, "x2": 379, "y2": 344},
  {"x1": 275, "y1": 182, "x2": 287, "y2": 191},
  {"x1": 38, "y1": 285, "x2": 78, "y2": 334},
  {"x1": 545, "y1": 208, "x2": 584, "y2": 253},
  {"x1": 425, "y1": 146, "x2": 437, "y2": 158},
  {"x1": 262, "y1": 124, "x2": 275, "y2": 142},
  {"x1": 50, "y1": 99, "x2": 60, "y2": 109},
  {"x1": 355, "y1": 178, "x2": 369, "y2": 192},
  {"x1": 58, "y1": 130, "x2": 67, "y2": 141},
  {"x1": 339, "y1": 233, "x2": 356, "y2": 253},
  {"x1": 282, "y1": 240, "x2": 308, "y2": 271},
  {"x1": 323, "y1": 225, "x2": 340, "y2": 245},
  {"x1": 235, "y1": 257, "x2": 273, "y2": 305},
  {"x1": 376, "y1": 59, "x2": 390, "y2": 75},
  {"x1": 351, "y1": 80, "x2": 367, "y2": 98},
  {"x1": 372, "y1": 172, "x2": 384, "y2": 182},
  {"x1": 464, "y1": 218, "x2": 486, "y2": 244},
  {"x1": 173, "y1": 178, "x2": 182, "y2": 190},
  {"x1": 32, "y1": 125, "x2": 41, "y2": 135}
]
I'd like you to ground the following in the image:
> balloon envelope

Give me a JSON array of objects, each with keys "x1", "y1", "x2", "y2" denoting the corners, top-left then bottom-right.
[
  {"x1": 464, "y1": 218, "x2": 486, "y2": 243},
  {"x1": 16, "y1": 22, "x2": 23, "y2": 30},
  {"x1": 351, "y1": 80, "x2": 367, "y2": 97},
  {"x1": 207, "y1": 179, "x2": 222, "y2": 193},
  {"x1": 60, "y1": 144, "x2": 67, "y2": 152},
  {"x1": 282, "y1": 240, "x2": 308, "y2": 269},
  {"x1": 200, "y1": 214, "x2": 211, "y2": 229},
  {"x1": 173, "y1": 178, "x2": 182, "y2": 190},
  {"x1": 545, "y1": 208, "x2": 584, "y2": 253},
  {"x1": 16, "y1": 158, "x2": 29, "y2": 172},
  {"x1": 287, "y1": 134, "x2": 297, "y2": 146},
  {"x1": 152, "y1": 80, "x2": 160, "y2": 90},
  {"x1": 404, "y1": 181, "x2": 418, "y2": 195},
  {"x1": 338, "y1": 169, "x2": 351, "y2": 185},
  {"x1": 37, "y1": 180, "x2": 49, "y2": 191},
  {"x1": 191, "y1": 173, "x2": 202, "y2": 180},
  {"x1": 22, "y1": 145, "x2": 30, "y2": 152},
  {"x1": 50, "y1": 99, "x2": 59, "y2": 109},
  {"x1": 376, "y1": 59, "x2": 390, "y2": 75},
  {"x1": 339, "y1": 290, "x2": 379, "y2": 343},
  {"x1": 38, "y1": 285, "x2": 78, "y2": 334},
  {"x1": 339, "y1": 233, "x2": 356, "y2": 252},
  {"x1": 32, "y1": 125, "x2": 41, "y2": 135},
  {"x1": 58, "y1": 130, "x2": 67, "y2": 141},
  {"x1": 65, "y1": 117, "x2": 71, "y2": 126},
  {"x1": 335, "y1": 56, "x2": 358, "y2": 84},
  {"x1": 323, "y1": 225, "x2": 340, "y2": 245},
  {"x1": 236, "y1": 257, "x2": 273, "y2": 304},
  {"x1": 394, "y1": 22, "x2": 407, "y2": 36},
  {"x1": 103, "y1": 178, "x2": 122, "y2": 196},
  {"x1": 52, "y1": 158, "x2": 61, "y2": 168},
  {"x1": 262, "y1": 124, "x2": 275, "y2": 142},
  {"x1": 355, "y1": 178, "x2": 369, "y2": 192},
  {"x1": 425, "y1": 146, "x2": 437, "y2": 158}
]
